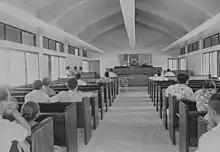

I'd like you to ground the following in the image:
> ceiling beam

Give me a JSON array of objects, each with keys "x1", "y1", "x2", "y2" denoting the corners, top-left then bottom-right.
[{"x1": 120, "y1": 0, "x2": 135, "y2": 48}]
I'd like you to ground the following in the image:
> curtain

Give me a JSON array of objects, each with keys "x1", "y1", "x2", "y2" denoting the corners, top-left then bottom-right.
[
  {"x1": 82, "y1": 60, "x2": 89, "y2": 72},
  {"x1": 59, "y1": 57, "x2": 66, "y2": 78},
  {"x1": 0, "y1": 48, "x2": 11, "y2": 85},
  {"x1": 10, "y1": 51, "x2": 26, "y2": 86},
  {"x1": 139, "y1": 53, "x2": 152, "y2": 65},
  {"x1": 118, "y1": 54, "x2": 124, "y2": 66},
  {"x1": 26, "y1": 53, "x2": 39, "y2": 84},
  {"x1": 42, "y1": 55, "x2": 49, "y2": 78},
  {"x1": 51, "y1": 56, "x2": 59, "y2": 80}
]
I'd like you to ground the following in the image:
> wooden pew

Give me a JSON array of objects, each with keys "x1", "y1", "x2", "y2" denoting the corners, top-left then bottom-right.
[
  {"x1": 97, "y1": 83, "x2": 110, "y2": 112},
  {"x1": 179, "y1": 102, "x2": 207, "y2": 152},
  {"x1": 10, "y1": 117, "x2": 54, "y2": 152},
  {"x1": 31, "y1": 117, "x2": 54, "y2": 152},
  {"x1": 197, "y1": 116, "x2": 208, "y2": 139},
  {"x1": 12, "y1": 89, "x2": 100, "y2": 129},
  {"x1": 52, "y1": 85, "x2": 105, "y2": 120}
]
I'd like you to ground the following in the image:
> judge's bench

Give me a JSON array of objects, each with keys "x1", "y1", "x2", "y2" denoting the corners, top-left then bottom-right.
[{"x1": 113, "y1": 66, "x2": 161, "y2": 86}]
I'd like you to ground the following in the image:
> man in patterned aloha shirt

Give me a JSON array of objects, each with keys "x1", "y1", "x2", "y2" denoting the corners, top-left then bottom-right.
[
  {"x1": 189, "y1": 80, "x2": 216, "y2": 112},
  {"x1": 165, "y1": 73, "x2": 193, "y2": 100}
]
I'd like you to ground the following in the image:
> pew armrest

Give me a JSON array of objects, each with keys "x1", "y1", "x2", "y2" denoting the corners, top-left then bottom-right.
[{"x1": 189, "y1": 111, "x2": 207, "y2": 117}]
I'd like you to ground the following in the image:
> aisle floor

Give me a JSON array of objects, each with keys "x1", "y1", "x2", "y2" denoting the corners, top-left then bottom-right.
[{"x1": 80, "y1": 87, "x2": 178, "y2": 152}]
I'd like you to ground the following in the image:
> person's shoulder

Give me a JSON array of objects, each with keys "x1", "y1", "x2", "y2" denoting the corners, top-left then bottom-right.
[{"x1": 199, "y1": 130, "x2": 220, "y2": 149}]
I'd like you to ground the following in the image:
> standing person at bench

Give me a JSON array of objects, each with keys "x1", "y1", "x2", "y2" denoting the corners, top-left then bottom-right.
[
  {"x1": 196, "y1": 93, "x2": 220, "y2": 152},
  {"x1": 96, "y1": 72, "x2": 111, "y2": 84},
  {"x1": 0, "y1": 88, "x2": 31, "y2": 152},
  {"x1": 109, "y1": 69, "x2": 117, "y2": 78},
  {"x1": 65, "y1": 66, "x2": 73, "y2": 78},
  {"x1": 25, "y1": 80, "x2": 58, "y2": 103},
  {"x1": 42, "y1": 77, "x2": 56, "y2": 97},
  {"x1": 73, "y1": 66, "x2": 78, "y2": 76},
  {"x1": 165, "y1": 73, "x2": 193, "y2": 100},
  {"x1": 164, "y1": 69, "x2": 175, "y2": 76},
  {"x1": 75, "y1": 73, "x2": 87, "y2": 86},
  {"x1": 79, "y1": 67, "x2": 83, "y2": 74},
  {"x1": 189, "y1": 80, "x2": 216, "y2": 117}
]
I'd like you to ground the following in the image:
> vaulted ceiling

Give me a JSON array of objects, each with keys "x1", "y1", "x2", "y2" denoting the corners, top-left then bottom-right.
[{"x1": 3, "y1": 0, "x2": 220, "y2": 52}]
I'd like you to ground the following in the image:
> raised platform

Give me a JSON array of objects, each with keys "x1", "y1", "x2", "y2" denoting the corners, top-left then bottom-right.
[{"x1": 114, "y1": 66, "x2": 161, "y2": 86}]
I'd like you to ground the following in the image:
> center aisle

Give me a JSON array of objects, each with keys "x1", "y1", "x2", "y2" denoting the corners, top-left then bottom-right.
[{"x1": 80, "y1": 87, "x2": 178, "y2": 152}]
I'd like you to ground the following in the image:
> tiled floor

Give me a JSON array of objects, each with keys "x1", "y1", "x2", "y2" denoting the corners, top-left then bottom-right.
[{"x1": 79, "y1": 87, "x2": 179, "y2": 152}]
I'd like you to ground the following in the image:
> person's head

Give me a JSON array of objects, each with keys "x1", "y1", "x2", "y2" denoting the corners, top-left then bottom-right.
[
  {"x1": 0, "y1": 88, "x2": 12, "y2": 116},
  {"x1": 32, "y1": 80, "x2": 43, "y2": 90},
  {"x1": 104, "y1": 72, "x2": 109, "y2": 78},
  {"x1": 110, "y1": 69, "x2": 113, "y2": 72},
  {"x1": 157, "y1": 73, "x2": 161, "y2": 77},
  {"x1": 74, "y1": 66, "x2": 77, "y2": 70},
  {"x1": 65, "y1": 77, "x2": 78, "y2": 90},
  {"x1": 177, "y1": 73, "x2": 189, "y2": 84},
  {"x1": 75, "y1": 73, "x2": 81, "y2": 80},
  {"x1": 66, "y1": 66, "x2": 70, "y2": 70},
  {"x1": 21, "y1": 101, "x2": 40, "y2": 122},
  {"x1": 167, "y1": 69, "x2": 171, "y2": 72},
  {"x1": 208, "y1": 93, "x2": 220, "y2": 124},
  {"x1": 203, "y1": 80, "x2": 216, "y2": 89},
  {"x1": 42, "y1": 77, "x2": 52, "y2": 87},
  {"x1": 79, "y1": 67, "x2": 83, "y2": 71}
]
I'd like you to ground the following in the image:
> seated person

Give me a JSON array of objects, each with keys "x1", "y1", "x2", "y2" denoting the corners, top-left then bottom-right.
[
  {"x1": 21, "y1": 101, "x2": 66, "y2": 152},
  {"x1": 154, "y1": 70, "x2": 162, "y2": 77},
  {"x1": 164, "y1": 69, "x2": 175, "y2": 76},
  {"x1": 165, "y1": 73, "x2": 193, "y2": 100},
  {"x1": 25, "y1": 80, "x2": 58, "y2": 103},
  {"x1": 0, "y1": 87, "x2": 31, "y2": 152},
  {"x1": 56, "y1": 77, "x2": 94, "y2": 102},
  {"x1": 42, "y1": 77, "x2": 56, "y2": 97},
  {"x1": 75, "y1": 73, "x2": 87, "y2": 86},
  {"x1": 109, "y1": 69, "x2": 117, "y2": 78},
  {"x1": 190, "y1": 80, "x2": 216, "y2": 112},
  {"x1": 150, "y1": 73, "x2": 168, "y2": 81},
  {"x1": 195, "y1": 93, "x2": 220, "y2": 152},
  {"x1": 96, "y1": 72, "x2": 111, "y2": 84}
]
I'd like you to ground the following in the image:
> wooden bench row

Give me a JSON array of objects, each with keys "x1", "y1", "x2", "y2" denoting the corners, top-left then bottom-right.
[
  {"x1": 10, "y1": 79, "x2": 120, "y2": 152},
  {"x1": 148, "y1": 78, "x2": 215, "y2": 152}
]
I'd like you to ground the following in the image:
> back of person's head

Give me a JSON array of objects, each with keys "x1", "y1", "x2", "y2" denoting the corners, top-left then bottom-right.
[
  {"x1": 105, "y1": 72, "x2": 109, "y2": 78},
  {"x1": 110, "y1": 69, "x2": 113, "y2": 72},
  {"x1": 42, "y1": 77, "x2": 51, "y2": 86},
  {"x1": 66, "y1": 77, "x2": 78, "y2": 90},
  {"x1": 208, "y1": 93, "x2": 220, "y2": 117},
  {"x1": 157, "y1": 73, "x2": 161, "y2": 77},
  {"x1": 21, "y1": 101, "x2": 40, "y2": 122},
  {"x1": 79, "y1": 67, "x2": 83, "y2": 70},
  {"x1": 203, "y1": 80, "x2": 216, "y2": 89},
  {"x1": 167, "y1": 69, "x2": 171, "y2": 72},
  {"x1": 75, "y1": 73, "x2": 81, "y2": 80},
  {"x1": 66, "y1": 66, "x2": 70, "y2": 70},
  {"x1": 74, "y1": 66, "x2": 77, "y2": 70},
  {"x1": 32, "y1": 80, "x2": 43, "y2": 90},
  {"x1": 177, "y1": 73, "x2": 189, "y2": 84}
]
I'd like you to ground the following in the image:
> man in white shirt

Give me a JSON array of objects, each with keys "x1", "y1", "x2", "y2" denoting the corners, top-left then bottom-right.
[
  {"x1": 0, "y1": 87, "x2": 30, "y2": 152},
  {"x1": 109, "y1": 69, "x2": 117, "y2": 78},
  {"x1": 75, "y1": 73, "x2": 87, "y2": 86},
  {"x1": 164, "y1": 69, "x2": 175, "y2": 76},
  {"x1": 195, "y1": 93, "x2": 220, "y2": 152},
  {"x1": 65, "y1": 66, "x2": 73, "y2": 78}
]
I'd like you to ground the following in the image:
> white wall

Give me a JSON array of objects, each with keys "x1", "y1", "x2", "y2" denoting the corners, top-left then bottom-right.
[
  {"x1": 89, "y1": 23, "x2": 173, "y2": 76},
  {"x1": 187, "y1": 53, "x2": 202, "y2": 75}
]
